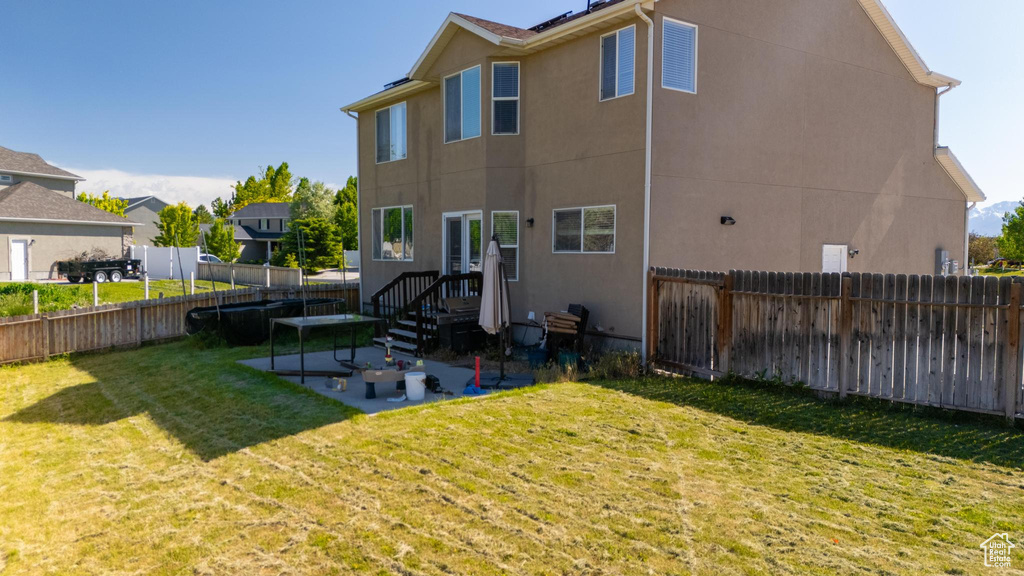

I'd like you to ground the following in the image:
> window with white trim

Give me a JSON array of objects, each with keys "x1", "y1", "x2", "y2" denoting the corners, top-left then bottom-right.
[
  {"x1": 491, "y1": 211, "x2": 519, "y2": 281},
  {"x1": 0, "y1": 174, "x2": 12, "y2": 183},
  {"x1": 492, "y1": 63, "x2": 519, "y2": 135},
  {"x1": 444, "y1": 66, "x2": 482, "y2": 143},
  {"x1": 662, "y1": 18, "x2": 697, "y2": 93},
  {"x1": 259, "y1": 218, "x2": 269, "y2": 231},
  {"x1": 600, "y1": 26, "x2": 635, "y2": 101},
  {"x1": 553, "y1": 205, "x2": 616, "y2": 254},
  {"x1": 375, "y1": 102, "x2": 407, "y2": 163},
  {"x1": 371, "y1": 206, "x2": 414, "y2": 261}
]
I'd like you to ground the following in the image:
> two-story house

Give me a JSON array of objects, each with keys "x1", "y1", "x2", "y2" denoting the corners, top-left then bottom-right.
[
  {"x1": 121, "y1": 196, "x2": 170, "y2": 246},
  {"x1": 341, "y1": 0, "x2": 985, "y2": 349},
  {"x1": 225, "y1": 202, "x2": 290, "y2": 263},
  {"x1": 1, "y1": 145, "x2": 138, "y2": 281}
]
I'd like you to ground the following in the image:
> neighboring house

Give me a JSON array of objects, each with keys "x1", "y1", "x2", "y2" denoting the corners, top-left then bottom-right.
[
  {"x1": 0, "y1": 182, "x2": 139, "y2": 281},
  {"x1": 0, "y1": 145, "x2": 82, "y2": 198},
  {"x1": 121, "y1": 196, "x2": 170, "y2": 246},
  {"x1": 341, "y1": 0, "x2": 986, "y2": 347},
  {"x1": 223, "y1": 202, "x2": 290, "y2": 262}
]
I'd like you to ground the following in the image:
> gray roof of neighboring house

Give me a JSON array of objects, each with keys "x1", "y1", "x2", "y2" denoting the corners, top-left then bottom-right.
[
  {"x1": 230, "y1": 202, "x2": 290, "y2": 219},
  {"x1": 0, "y1": 181, "x2": 138, "y2": 226},
  {"x1": 122, "y1": 196, "x2": 170, "y2": 211},
  {"x1": 198, "y1": 223, "x2": 283, "y2": 242},
  {"x1": 0, "y1": 146, "x2": 82, "y2": 181}
]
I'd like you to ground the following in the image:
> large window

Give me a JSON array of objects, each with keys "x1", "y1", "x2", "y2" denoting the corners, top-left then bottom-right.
[
  {"x1": 371, "y1": 206, "x2": 414, "y2": 261},
  {"x1": 375, "y1": 102, "x2": 407, "y2": 163},
  {"x1": 600, "y1": 26, "x2": 635, "y2": 101},
  {"x1": 444, "y1": 66, "x2": 482, "y2": 143},
  {"x1": 491, "y1": 211, "x2": 519, "y2": 281},
  {"x1": 553, "y1": 205, "x2": 616, "y2": 254},
  {"x1": 492, "y1": 62, "x2": 520, "y2": 135},
  {"x1": 662, "y1": 18, "x2": 698, "y2": 93}
]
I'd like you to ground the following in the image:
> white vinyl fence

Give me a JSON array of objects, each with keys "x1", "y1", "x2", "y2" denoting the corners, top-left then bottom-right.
[{"x1": 130, "y1": 246, "x2": 199, "y2": 280}]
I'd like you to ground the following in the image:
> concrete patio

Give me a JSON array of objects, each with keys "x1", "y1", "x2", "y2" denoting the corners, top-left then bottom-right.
[{"x1": 240, "y1": 346, "x2": 488, "y2": 414}]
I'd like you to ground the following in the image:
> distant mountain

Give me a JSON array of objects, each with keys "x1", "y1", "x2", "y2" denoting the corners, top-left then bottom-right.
[{"x1": 970, "y1": 201, "x2": 1018, "y2": 237}]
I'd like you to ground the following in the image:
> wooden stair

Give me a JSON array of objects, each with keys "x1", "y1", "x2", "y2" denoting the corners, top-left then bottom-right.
[{"x1": 373, "y1": 309, "x2": 438, "y2": 356}]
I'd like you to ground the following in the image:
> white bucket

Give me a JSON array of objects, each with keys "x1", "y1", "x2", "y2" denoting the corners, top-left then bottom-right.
[{"x1": 405, "y1": 372, "x2": 427, "y2": 401}]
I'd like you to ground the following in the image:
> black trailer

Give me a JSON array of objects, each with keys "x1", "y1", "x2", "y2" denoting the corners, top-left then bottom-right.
[{"x1": 57, "y1": 258, "x2": 143, "y2": 283}]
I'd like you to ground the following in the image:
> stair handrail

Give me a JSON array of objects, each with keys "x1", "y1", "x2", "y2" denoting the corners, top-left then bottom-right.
[
  {"x1": 371, "y1": 270, "x2": 439, "y2": 332},
  {"x1": 409, "y1": 271, "x2": 483, "y2": 355}
]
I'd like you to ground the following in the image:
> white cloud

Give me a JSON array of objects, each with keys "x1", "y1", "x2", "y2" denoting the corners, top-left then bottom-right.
[{"x1": 67, "y1": 168, "x2": 237, "y2": 208}]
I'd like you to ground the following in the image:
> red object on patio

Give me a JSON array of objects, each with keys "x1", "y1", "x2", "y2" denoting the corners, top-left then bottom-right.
[{"x1": 475, "y1": 356, "x2": 481, "y2": 389}]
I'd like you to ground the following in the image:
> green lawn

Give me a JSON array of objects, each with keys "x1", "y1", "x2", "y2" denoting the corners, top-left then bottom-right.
[
  {"x1": 1, "y1": 340, "x2": 1022, "y2": 574},
  {"x1": 0, "y1": 280, "x2": 220, "y2": 317}
]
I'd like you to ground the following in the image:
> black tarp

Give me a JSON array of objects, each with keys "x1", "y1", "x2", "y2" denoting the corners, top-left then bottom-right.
[{"x1": 185, "y1": 299, "x2": 343, "y2": 346}]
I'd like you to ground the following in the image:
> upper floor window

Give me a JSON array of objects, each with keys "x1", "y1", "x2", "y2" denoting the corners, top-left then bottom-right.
[
  {"x1": 444, "y1": 65, "x2": 482, "y2": 143},
  {"x1": 376, "y1": 102, "x2": 407, "y2": 163},
  {"x1": 492, "y1": 63, "x2": 520, "y2": 135},
  {"x1": 553, "y1": 205, "x2": 616, "y2": 254},
  {"x1": 491, "y1": 211, "x2": 520, "y2": 281},
  {"x1": 371, "y1": 205, "x2": 414, "y2": 261},
  {"x1": 600, "y1": 26, "x2": 635, "y2": 101},
  {"x1": 663, "y1": 18, "x2": 697, "y2": 93},
  {"x1": 259, "y1": 218, "x2": 269, "y2": 231},
  {"x1": 0, "y1": 174, "x2": 12, "y2": 183}
]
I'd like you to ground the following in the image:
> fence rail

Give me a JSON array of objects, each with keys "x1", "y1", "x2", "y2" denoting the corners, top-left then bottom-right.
[
  {"x1": 0, "y1": 284, "x2": 358, "y2": 365},
  {"x1": 197, "y1": 262, "x2": 303, "y2": 287},
  {"x1": 649, "y1": 268, "x2": 1023, "y2": 419}
]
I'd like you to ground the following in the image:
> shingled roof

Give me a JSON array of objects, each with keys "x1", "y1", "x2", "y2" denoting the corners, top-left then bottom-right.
[
  {"x1": 0, "y1": 146, "x2": 82, "y2": 181},
  {"x1": 0, "y1": 182, "x2": 138, "y2": 226}
]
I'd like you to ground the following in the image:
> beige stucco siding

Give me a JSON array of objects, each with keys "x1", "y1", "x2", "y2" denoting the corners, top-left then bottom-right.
[
  {"x1": 649, "y1": 0, "x2": 966, "y2": 275},
  {"x1": 0, "y1": 222, "x2": 126, "y2": 281},
  {"x1": 359, "y1": 23, "x2": 649, "y2": 340}
]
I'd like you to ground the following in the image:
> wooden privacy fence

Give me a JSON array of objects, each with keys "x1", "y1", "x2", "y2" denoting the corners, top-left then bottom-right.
[
  {"x1": 197, "y1": 262, "x2": 303, "y2": 288},
  {"x1": 648, "y1": 268, "x2": 1024, "y2": 419},
  {"x1": 0, "y1": 284, "x2": 358, "y2": 365}
]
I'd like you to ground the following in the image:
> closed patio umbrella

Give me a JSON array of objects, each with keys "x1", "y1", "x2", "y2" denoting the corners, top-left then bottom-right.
[{"x1": 472, "y1": 235, "x2": 533, "y2": 389}]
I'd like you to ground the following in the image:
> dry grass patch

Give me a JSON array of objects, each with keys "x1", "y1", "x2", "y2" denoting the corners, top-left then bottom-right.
[{"x1": 0, "y1": 341, "x2": 1022, "y2": 574}]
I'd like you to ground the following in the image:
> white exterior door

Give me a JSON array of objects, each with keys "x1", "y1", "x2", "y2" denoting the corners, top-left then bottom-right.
[
  {"x1": 822, "y1": 244, "x2": 848, "y2": 274},
  {"x1": 10, "y1": 239, "x2": 28, "y2": 281},
  {"x1": 442, "y1": 211, "x2": 483, "y2": 275}
]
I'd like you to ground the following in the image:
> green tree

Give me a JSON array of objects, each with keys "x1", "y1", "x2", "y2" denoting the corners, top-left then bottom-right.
[
  {"x1": 333, "y1": 176, "x2": 358, "y2": 250},
  {"x1": 231, "y1": 162, "x2": 293, "y2": 210},
  {"x1": 211, "y1": 197, "x2": 232, "y2": 219},
  {"x1": 998, "y1": 203, "x2": 1024, "y2": 262},
  {"x1": 193, "y1": 204, "x2": 215, "y2": 224},
  {"x1": 291, "y1": 178, "x2": 337, "y2": 221},
  {"x1": 201, "y1": 218, "x2": 240, "y2": 262},
  {"x1": 153, "y1": 202, "x2": 200, "y2": 247},
  {"x1": 76, "y1": 191, "x2": 128, "y2": 217},
  {"x1": 272, "y1": 217, "x2": 342, "y2": 273},
  {"x1": 968, "y1": 233, "x2": 998, "y2": 266}
]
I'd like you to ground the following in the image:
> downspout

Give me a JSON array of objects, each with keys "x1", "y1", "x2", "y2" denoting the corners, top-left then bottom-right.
[
  {"x1": 343, "y1": 109, "x2": 364, "y2": 310},
  {"x1": 935, "y1": 83, "x2": 970, "y2": 274},
  {"x1": 636, "y1": 4, "x2": 654, "y2": 362},
  {"x1": 965, "y1": 201, "x2": 976, "y2": 274}
]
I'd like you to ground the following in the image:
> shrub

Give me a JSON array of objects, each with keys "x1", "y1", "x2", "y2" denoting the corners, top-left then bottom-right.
[{"x1": 0, "y1": 293, "x2": 33, "y2": 317}]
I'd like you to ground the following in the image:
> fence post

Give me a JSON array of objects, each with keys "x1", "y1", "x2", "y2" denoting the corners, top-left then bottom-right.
[
  {"x1": 646, "y1": 268, "x2": 659, "y2": 364},
  {"x1": 717, "y1": 273, "x2": 734, "y2": 375},
  {"x1": 190, "y1": 272, "x2": 195, "y2": 295},
  {"x1": 41, "y1": 316, "x2": 50, "y2": 361},
  {"x1": 1004, "y1": 282, "x2": 1021, "y2": 420},
  {"x1": 135, "y1": 305, "x2": 143, "y2": 347},
  {"x1": 93, "y1": 282, "x2": 99, "y2": 307},
  {"x1": 230, "y1": 266, "x2": 236, "y2": 290},
  {"x1": 144, "y1": 273, "x2": 150, "y2": 300},
  {"x1": 33, "y1": 290, "x2": 39, "y2": 315},
  {"x1": 838, "y1": 276, "x2": 853, "y2": 399},
  {"x1": 266, "y1": 267, "x2": 271, "y2": 288}
]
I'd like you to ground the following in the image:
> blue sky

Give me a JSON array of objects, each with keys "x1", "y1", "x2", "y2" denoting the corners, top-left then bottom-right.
[{"x1": 0, "y1": 0, "x2": 1020, "y2": 207}]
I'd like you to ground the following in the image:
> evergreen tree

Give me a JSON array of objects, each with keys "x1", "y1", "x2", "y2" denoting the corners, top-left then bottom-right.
[
  {"x1": 333, "y1": 176, "x2": 358, "y2": 250},
  {"x1": 193, "y1": 204, "x2": 215, "y2": 224},
  {"x1": 201, "y1": 218, "x2": 240, "y2": 262}
]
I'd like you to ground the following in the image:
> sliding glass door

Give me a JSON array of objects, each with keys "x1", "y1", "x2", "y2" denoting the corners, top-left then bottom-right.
[{"x1": 443, "y1": 211, "x2": 482, "y2": 275}]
